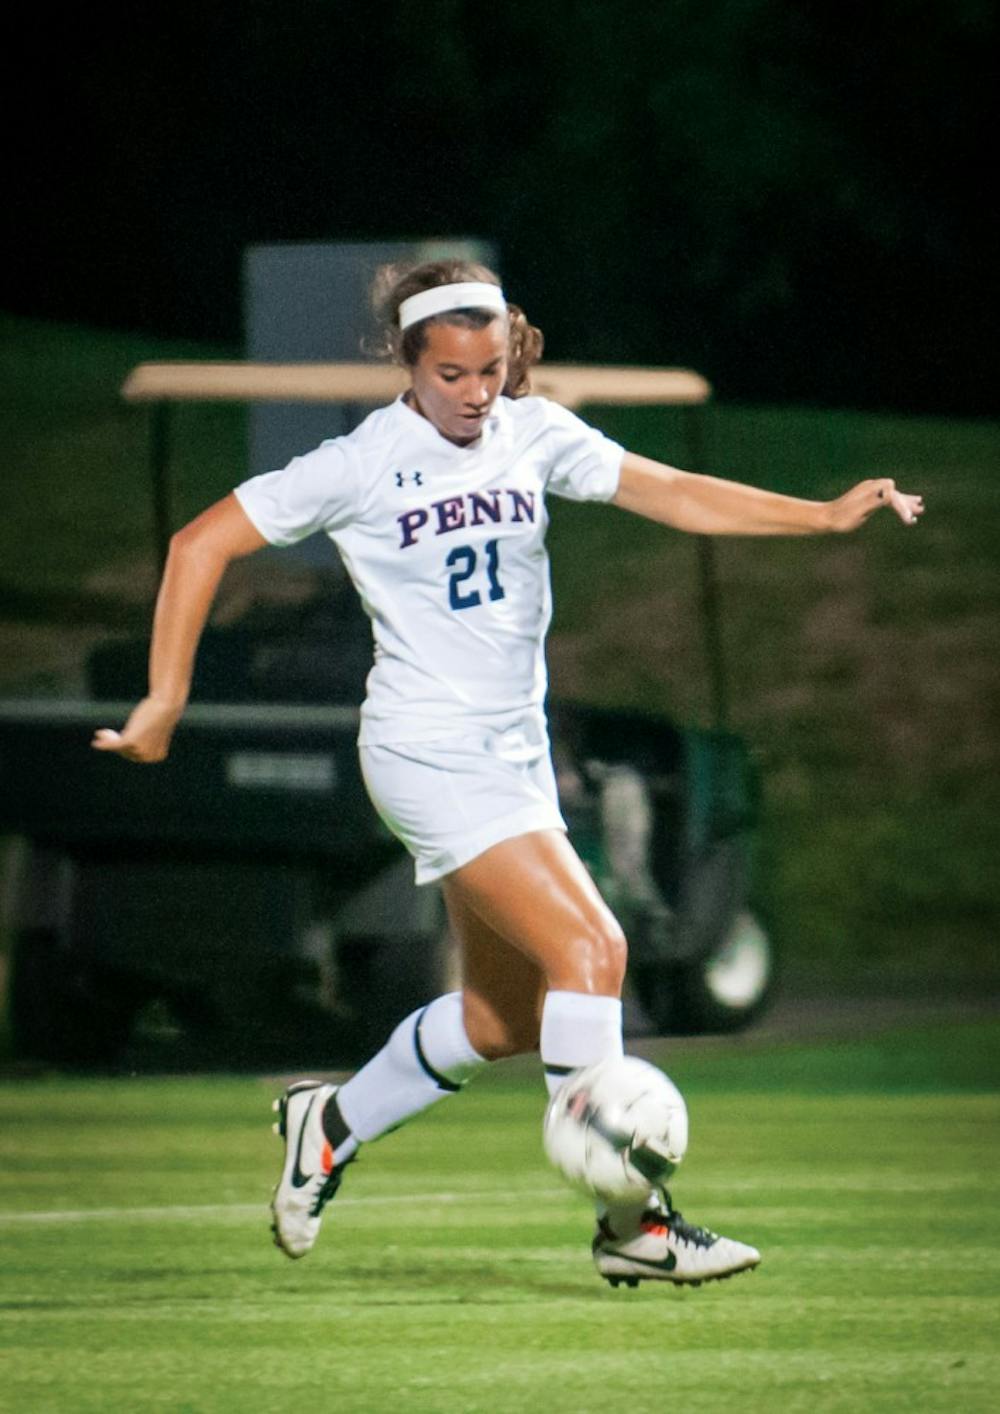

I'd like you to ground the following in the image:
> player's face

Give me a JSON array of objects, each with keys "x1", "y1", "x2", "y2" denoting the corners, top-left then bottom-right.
[{"x1": 408, "y1": 319, "x2": 509, "y2": 446}]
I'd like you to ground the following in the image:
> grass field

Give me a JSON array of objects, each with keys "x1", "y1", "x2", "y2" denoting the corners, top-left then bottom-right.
[{"x1": 2, "y1": 1017, "x2": 998, "y2": 1413}]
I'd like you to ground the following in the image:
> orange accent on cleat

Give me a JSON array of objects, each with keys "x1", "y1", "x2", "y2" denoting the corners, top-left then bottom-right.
[{"x1": 321, "y1": 1141, "x2": 334, "y2": 1174}]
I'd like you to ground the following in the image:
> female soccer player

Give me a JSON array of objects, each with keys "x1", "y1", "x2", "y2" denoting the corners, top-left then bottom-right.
[{"x1": 94, "y1": 260, "x2": 924, "y2": 1286}]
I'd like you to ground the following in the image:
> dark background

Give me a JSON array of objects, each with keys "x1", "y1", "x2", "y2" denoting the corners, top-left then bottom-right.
[{"x1": 3, "y1": 0, "x2": 995, "y2": 416}]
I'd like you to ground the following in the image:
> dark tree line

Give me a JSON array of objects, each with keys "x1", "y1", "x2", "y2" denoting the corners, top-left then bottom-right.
[{"x1": 4, "y1": 0, "x2": 995, "y2": 414}]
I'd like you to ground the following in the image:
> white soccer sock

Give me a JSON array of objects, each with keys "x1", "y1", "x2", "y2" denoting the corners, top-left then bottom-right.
[
  {"x1": 336, "y1": 991, "x2": 486, "y2": 1143},
  {"x1": 538, "y1": 990, "x2": 656, "y2": 1236},
  {"x1": 540, "y1": 990, "x2": 623, "y2": 1098}
]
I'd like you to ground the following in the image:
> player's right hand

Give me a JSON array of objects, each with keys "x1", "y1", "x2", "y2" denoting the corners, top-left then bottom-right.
[
  {"x1": 91, "y1": 696, "x2": 185, "y2": 763},
  {"x1": 826, "y1": 477, "x2": 925, "y2": 532}
]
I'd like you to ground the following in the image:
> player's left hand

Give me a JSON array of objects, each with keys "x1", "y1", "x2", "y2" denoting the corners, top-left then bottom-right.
[
  {"x1": 91, "y1": 695, "x2": 184, "y2": 763},
  {"x1": 826, "y1": 478, "x2": 925, "y2": 533}
]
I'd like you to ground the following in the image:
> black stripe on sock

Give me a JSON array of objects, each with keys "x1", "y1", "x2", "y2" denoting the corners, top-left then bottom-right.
[
  {"x1": 321, "y1": 1092, "x2": 353, "y2": 1150},
  {"x1": 413, "y1": 1006, "x2": 462, "y2": 1092},
  {"x1": 543, "y1": 1063, "x2": 575, "y2": 1077}
]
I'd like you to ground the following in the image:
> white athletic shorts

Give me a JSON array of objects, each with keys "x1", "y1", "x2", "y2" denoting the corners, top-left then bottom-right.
[{"x1": 360, "y1": 729, "x2": 567, "y2": 886}]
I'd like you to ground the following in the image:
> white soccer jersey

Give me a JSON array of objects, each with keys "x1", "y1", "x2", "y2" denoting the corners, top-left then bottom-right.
[{"x1": 234, "y1": 394, "x2": 624, "y2": 745}]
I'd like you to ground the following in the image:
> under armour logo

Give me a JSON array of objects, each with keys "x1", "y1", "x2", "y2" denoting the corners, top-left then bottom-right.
[{"x1": 394, "y1": 470, "x2": 424, "y2": 488}]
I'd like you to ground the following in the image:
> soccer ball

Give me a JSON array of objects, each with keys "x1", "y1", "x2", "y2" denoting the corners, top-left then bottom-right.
[{"x1": 543, "y1": 1054, "x2": 688, "y2": 1200}]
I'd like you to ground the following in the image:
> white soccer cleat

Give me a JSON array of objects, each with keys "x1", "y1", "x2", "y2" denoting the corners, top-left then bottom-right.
[
  {"x1": 270, "y1": 1080, "x2": 350, "y2": 1259},
  {"x1": 593, "y1": 1192, "x2": 760, "y2": 1288}
]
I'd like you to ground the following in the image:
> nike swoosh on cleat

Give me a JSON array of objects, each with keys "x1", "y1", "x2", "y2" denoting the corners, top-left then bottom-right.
[
  {"x1": 609, "y1": 1250, "x2": 678, "y2": 1274},
  {"x1": 290, "y1": 1094, "x2": 319, "y2": 1188}
]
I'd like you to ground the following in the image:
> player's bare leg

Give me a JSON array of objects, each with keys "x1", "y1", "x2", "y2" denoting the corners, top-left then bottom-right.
[
  {"x1": 444, "y1": 828, "x2": 627, "y2": 999},
  {"x1": 272, "y1": 828, "x2": 759, "y2": 1278},
  {"x1": 271, "y1": 831, "x2": 601, "y2": 1259},
  {"x1": 442, "y1": 878, "x2": 547, "y2": 1059},
  {"x1": 447, "y1": 829, "x2": 761, "y2": 1287}
]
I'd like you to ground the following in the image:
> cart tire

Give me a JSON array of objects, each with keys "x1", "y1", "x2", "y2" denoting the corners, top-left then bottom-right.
[{"x1": 632, "y1": 909, "x2": 775, "y2": 1036}]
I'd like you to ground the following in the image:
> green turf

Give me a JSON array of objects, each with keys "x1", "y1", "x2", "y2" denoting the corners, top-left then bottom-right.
[{"x1": 2, "y1": 1020, "x2": 998, "y2": 1413}]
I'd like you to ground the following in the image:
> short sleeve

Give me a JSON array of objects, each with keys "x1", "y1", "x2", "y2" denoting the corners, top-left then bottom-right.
[
  {"x1": 542, "y1": 403, "x2": 625, "y2": 503},
  {"x1": 233, "y1": 439, "x2": 359, "y2": 546}
]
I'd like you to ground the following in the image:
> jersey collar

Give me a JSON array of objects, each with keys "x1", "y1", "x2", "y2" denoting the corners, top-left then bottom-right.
[{"x1": 394, "y1": 393, "x2": 504, "y2": 452}]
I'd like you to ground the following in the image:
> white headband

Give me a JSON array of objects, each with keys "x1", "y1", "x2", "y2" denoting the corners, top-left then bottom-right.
[{"x1": 398, "y1": 281, "x2": 507, "y2": 331}]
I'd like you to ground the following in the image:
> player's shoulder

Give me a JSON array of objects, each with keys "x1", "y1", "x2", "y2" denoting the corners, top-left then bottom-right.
[
  {"x1": 503, "y1": 393, "x2": 573, "y2": 423},
  {"x1": 312, "y1": 398, "x2": 410, "y2": 468},
  {"x1": 501, "y1": 394, "x2": 588, "y2": 436},
  {"x1": 337, "y1": 398, "x2": 407, "y2": 448}
]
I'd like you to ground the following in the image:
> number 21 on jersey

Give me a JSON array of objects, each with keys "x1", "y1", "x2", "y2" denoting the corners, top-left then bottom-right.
[{"x1": 446, "y1": 539, "x2": 505, "y2": 611}]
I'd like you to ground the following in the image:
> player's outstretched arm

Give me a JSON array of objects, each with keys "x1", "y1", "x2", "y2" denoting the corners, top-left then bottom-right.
[
  {"x1": 91, "y1": 494, "x2": 267, "y2": 763},
  {"x1": 613, "y1": 453, "x2": 924, "y2": 536}
]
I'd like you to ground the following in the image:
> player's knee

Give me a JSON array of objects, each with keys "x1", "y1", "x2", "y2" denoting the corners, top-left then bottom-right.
[
  {"x1": 556, "y1": 918, "x2": 627, "y2": 994},
  {"x1": 593, "y1": 919, "x2": 628, "y2": 992}
]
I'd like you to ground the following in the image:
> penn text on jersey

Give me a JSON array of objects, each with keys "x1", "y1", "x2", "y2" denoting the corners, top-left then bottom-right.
[{"x1": 397, "y1": 489, "x2": 537, "y2": 549}]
